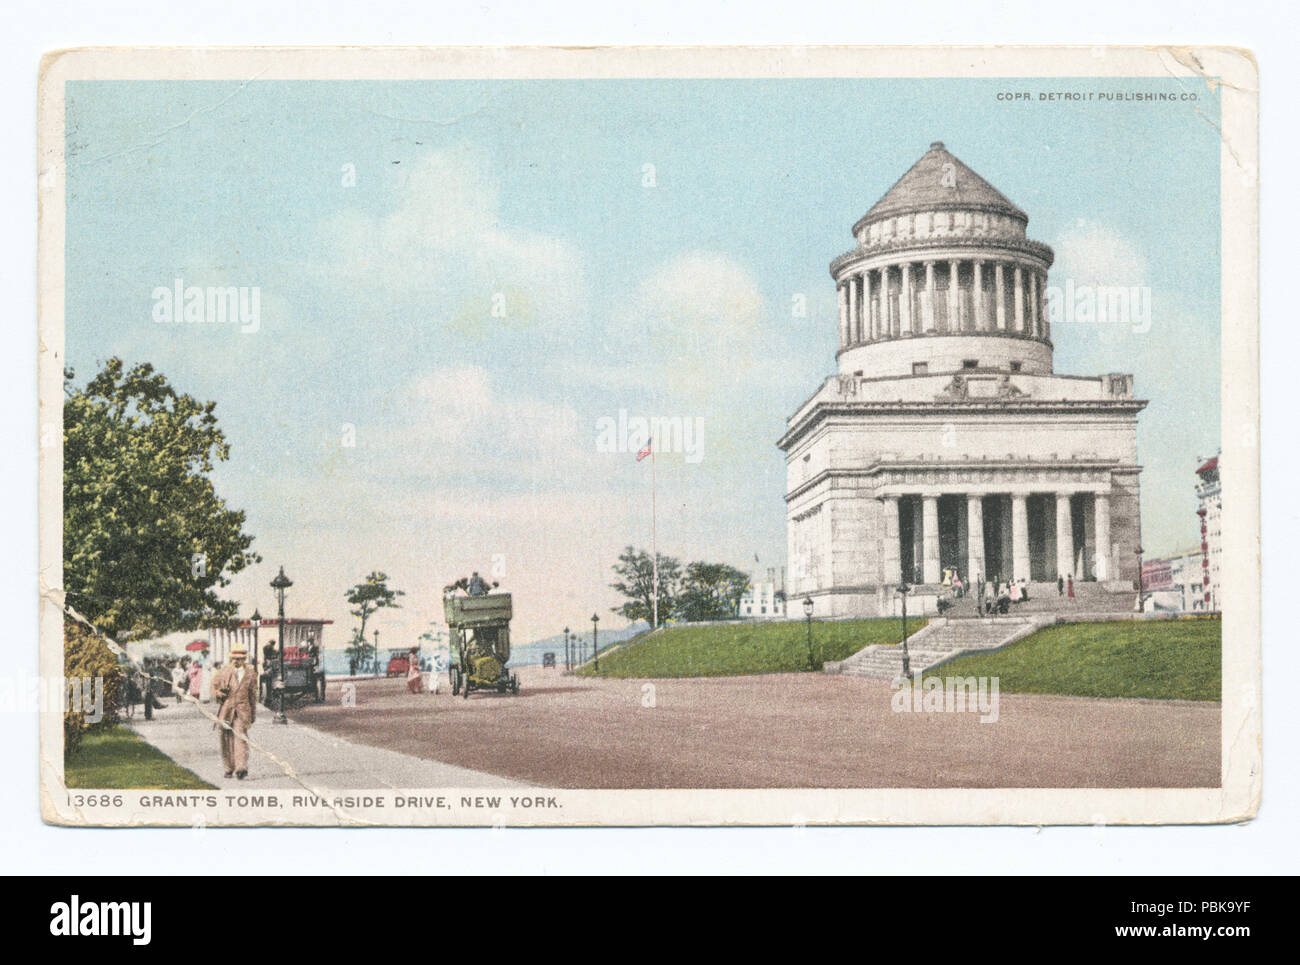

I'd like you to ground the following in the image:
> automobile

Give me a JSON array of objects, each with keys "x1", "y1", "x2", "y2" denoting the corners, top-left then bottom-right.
[
  {"x1": 260, "y1": 637, "x2": 326, "y2": 706},
  {"x1": 386, "y1": 650, "x2": 411, "y2": 677},
  {"x1": 444, "y1": 589, "x2": 520, "y2": 698}
]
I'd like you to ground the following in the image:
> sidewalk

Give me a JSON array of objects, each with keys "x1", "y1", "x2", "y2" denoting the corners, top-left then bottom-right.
[{"x1": 126, "y1": 698, "x2": 526, "y2": 790}]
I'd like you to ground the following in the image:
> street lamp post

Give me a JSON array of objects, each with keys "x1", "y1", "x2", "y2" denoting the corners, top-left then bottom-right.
[
  {"x1": 897, "y1": 583, "x2": 913, "y2": 681},
  {"x1": 270, "y1": 567, "x2": 292, "y2": 724},
  {"x1": 563, "y1": 627, "x2": 570, "y2": 672},
  {"x1": 802, "y1": 596, "x2": 815, "y2": 671},
  {"x1": 374, "y1": 628, "x2": 380, "y2": 678},
  {"x1": 250, "y1": 608, "x2": 261, "y2": 670},
  {"x1": 591, "y1": 613, "x2": 600, "y2": 672}
]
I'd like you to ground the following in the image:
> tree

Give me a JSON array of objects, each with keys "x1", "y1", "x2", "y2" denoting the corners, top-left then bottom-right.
[
  {"x1": 63, "y1": 621, "x2": 124, "y2": 754},
  {"x1": 675, "y1": 562, "x2": 752, "y2": 623},
  {"x1": 344, "y1": 571, "x2": 404, "y2": 669},
  {"x1": 63, "y1": 359, "x2": 259, "y2": 640},
  {"x1": 609, "y1": 546, "x2": 680, "y2": 627}
]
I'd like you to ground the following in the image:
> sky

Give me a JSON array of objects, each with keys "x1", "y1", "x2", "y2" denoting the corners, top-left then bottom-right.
[{"x1": 63, "y1": 77, "x2": 1222, "y2": 647}]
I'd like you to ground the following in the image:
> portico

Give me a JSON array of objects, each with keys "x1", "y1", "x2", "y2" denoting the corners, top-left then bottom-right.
[{"x1": 884, "y1": 486, "x2": 1107, "y2": 587}]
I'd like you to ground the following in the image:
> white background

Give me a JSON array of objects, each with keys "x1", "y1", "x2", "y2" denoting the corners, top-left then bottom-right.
[{"x1": 2, "y1": 0, "x2": 1292, "y2": 875}]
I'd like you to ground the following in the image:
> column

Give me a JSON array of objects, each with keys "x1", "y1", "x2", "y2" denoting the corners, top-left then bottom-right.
[
  {"x1": 849, "y1": 274, "x2": 860, "y2": 344},
  {"x1": 911, "y1": 498, "x2": 924, "y2": 582},
  {"x1": 924, "y1": 261, "x2": 936, "y2": 332},
  {"x1": 973, "y1": 260, "x2": 985, "y2": 331},
  {"x1": 1040, "y1": 273, "x2": 1050, "y2": 341},
  {"x1": 966, "y1": 494, "x2": 985, "y2": 582},
  {"x1": 900, "y1": 262, "x2": 913, "y2": 335},
  {"x1": 1013, "y1": 266, "x2": 1025, "y2": 332},
  {"x1": 878, "y1": 266, "x2": 890, "y2": 337},
  {"x1": 948, "y1": 260, "x2": 960, "y2": 332},
  {"x1": 1055, "y1": 492, "x2": 1074, "y2": 580},
  {"x1": 1094, "y1": 493, "x2": 1112, "y2": 581},
  {"x1": 863, "y1": 271, "x2": 875, "y2": 340},
  {"x1": 882, "y1": 495, "x2": 902, "y2": 585},
  {"x1": 922, "y1": 494, "x2": 941, "y2": 584},
  {"x1": 1029, "y1": 271, "x2": 1040, "y2": 336},
  {"x1": 1011, "y1": 493, "x2": 1030, "y2": 582},
  {"x1": 995, "y1": 262, "x2": 1007, "y2": 330},
  {"x1": 837, "y1": 282, "x2": 848, "y2": 347}
]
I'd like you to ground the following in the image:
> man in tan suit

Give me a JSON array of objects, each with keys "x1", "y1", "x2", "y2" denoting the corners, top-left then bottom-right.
[{"x1": 212, "y1": 643, "x2": 258, "y2": 779}]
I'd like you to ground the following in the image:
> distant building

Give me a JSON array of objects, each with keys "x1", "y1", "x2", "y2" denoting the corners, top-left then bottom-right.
[
  {"x1": 1142, "y1": 547, "x2": 1208, "y2": 613},
  {"x1": 1195, "y1": 455, "x2": 1222, "y2": 611},
  {"x1": 739, "y1": 582, "x2": 787, "y2": 619},
  {"x1": 208, "y1": 617, "x2": 333, "y2": 666}
]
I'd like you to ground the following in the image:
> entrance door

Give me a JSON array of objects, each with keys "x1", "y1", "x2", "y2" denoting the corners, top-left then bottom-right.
[
  {"x1": 982, "y1": 495, "x2": 1005, "y2": 584},
  {"x1": 899, "y1": 496, "x2": 917, "y2": 584}
]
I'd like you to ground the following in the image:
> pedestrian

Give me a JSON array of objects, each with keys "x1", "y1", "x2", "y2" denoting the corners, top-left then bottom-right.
[
  {"x1": 1020, "y1": 578, "x2": 1030, "y2": 602},
  {"x1": 1067, "y1": 574, "x2": 1075, "y2": 600},
  {"x1": 406, "y1": 647, "x2": 424, "y2": 694},
  {"x1": 171, "y1": 661, "x2": 187, "y2": 703},
  {"x1": 1057, "y1": 575, "x2": 1065, "y2": 596},
  {"x1": 1009, "y1": 580, "x2": 1021, "y2": 603},
  {"x1": 212, "y1": 643, "x2": 258, "y2": 780},
  {"x1": 188, "y1": 658, "x2": 203, "y2": 700},
  {"x1": 140, "y1": 663, "x2": 154, "y2": 720}
]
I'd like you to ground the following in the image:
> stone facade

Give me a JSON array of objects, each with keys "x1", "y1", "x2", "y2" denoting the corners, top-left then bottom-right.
[{"x1": 779, "y1": 142, "x2": 1146, "y2": 617}]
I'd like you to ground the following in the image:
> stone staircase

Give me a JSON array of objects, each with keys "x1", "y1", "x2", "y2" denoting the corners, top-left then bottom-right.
[{"x1": 830, "y1": 616, "x2": 1042, "y2": 681}]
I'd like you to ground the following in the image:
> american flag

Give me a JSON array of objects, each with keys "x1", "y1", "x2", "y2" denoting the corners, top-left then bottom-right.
[{"x1": 636, "y1": 442, "x2": 652, "y2": 462}]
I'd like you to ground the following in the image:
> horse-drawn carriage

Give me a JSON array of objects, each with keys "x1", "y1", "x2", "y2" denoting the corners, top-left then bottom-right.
[{"x1": 444, "y1": 590, "x2": 520, "y2": 698}]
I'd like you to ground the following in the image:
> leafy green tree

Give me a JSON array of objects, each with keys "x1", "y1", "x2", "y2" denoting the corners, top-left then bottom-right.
[
  {"x1": 609, "y1": 546, "x2": 680, "y2": 627},
  {"x1": 675, "y1": 561, "x2": 752, "y2": 622},
  {"x1": 63, "y1": 621, "x2": 124, "y2": 753},
  {"x1": 344, "y1": 571, "x2": 405, "y2": 669},
  {"x1": 63, "y1": 359, "x2": 259, "y2": 640}
]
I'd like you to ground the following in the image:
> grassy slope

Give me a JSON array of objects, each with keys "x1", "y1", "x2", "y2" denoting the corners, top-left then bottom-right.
[
  {"x1": 65, "y1": 725, "x2": 214, "y2": 789},
  {"x1": 579, "y1": 618, "x2": 925, "y2": 678},
  {"x1": 923, "y1": 617, "x2": 1222, "y2": 701}
]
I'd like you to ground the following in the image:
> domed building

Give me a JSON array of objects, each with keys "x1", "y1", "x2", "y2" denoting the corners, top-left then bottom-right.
[{"x1": 778, "y1": 142, "x2": 1146, "y2": 616}]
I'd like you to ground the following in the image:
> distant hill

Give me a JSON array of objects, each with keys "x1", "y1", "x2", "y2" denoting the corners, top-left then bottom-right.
[
  {"x1": 321, "y1": 621, "x2": 651, "y2": 673},
  {"x1": 511, "y1": 621, "x2": 649, "y2": 665}
]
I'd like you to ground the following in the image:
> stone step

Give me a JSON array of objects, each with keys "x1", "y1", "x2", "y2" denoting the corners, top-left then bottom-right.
[{"x1": 834, "y1": 616, "x2": 1043, "y2": 679}]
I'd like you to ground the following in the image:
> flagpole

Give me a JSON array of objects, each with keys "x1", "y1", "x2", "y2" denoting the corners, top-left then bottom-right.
[{"x1": 651, "y1": 443, "x2": 658, "y2": 629}]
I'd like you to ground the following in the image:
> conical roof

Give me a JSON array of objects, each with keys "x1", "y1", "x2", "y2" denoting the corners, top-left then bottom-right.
[{"x1": 856, "y1": 142, "x2": 1027, "y2": 229}]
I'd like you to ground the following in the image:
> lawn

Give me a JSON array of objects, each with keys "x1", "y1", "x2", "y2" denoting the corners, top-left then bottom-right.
[
  {"x1": 65, "y1": 725, "x2": 214, "y2": 789},
  {"x1": 922, "y1": 616, "x2": 1221, "y2": 701},
  {"x1": 578, "y1": 618, "x2": 925, "y2": 678}
]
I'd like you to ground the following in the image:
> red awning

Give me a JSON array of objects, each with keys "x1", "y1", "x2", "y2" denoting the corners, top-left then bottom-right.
[{"x1": 185, "y1": 639, "x2": 209, "y2": 652}]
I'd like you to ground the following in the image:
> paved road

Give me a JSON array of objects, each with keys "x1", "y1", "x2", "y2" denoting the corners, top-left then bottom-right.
[
  {"x1": 290, "y1": 667, "x2": 1221, "y2": 789},
  {"x1": 126, "y1": 696, "x2": 526, "y2": 791}
]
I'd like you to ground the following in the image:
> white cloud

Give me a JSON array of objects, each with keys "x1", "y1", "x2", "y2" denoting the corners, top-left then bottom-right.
[
  {"x1": 584, "y1": 252, "x2": 804, "y2": 405},
  {"x1": 303, "y1": 145, "x2": 588, "y2": 334},
  {"x1": 371, "y1": 365, "x2": 604, "y2": 490},
  {"x1": 1051, "y1": 219, "x2": 1150, "y2": 289}
]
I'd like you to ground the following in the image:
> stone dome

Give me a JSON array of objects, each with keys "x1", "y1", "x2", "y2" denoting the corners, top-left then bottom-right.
[
  {"x1": 830, "y1": 142, "x2": 1056, "y2": 379},
  {"x1": 855, "y1": 141, "x2": 1027, "y2": 233}
]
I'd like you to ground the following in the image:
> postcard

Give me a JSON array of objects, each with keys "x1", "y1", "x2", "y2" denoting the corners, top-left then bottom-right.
[{"x1": 37, "y1": 45, "x2": 1259, "y2": 826}]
